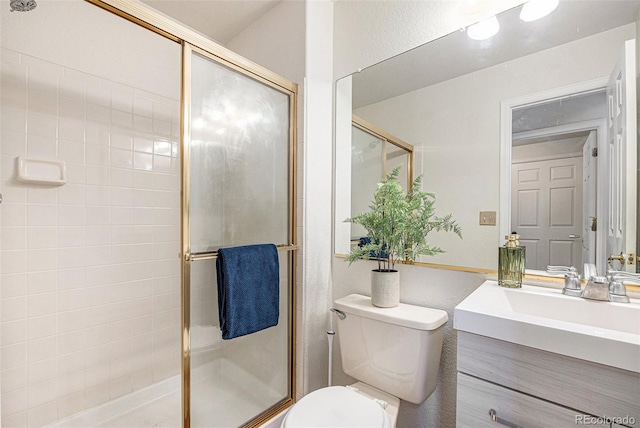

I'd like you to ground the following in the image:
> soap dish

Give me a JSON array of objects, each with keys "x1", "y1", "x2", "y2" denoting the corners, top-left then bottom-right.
[{"x1": 16, "y1": 157, "x2": 66, "y2": 186}]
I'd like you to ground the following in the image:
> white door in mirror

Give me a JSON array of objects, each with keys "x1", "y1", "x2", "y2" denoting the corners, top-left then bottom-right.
[
  {"x1": 606, "y1": 38, "x2": 637, "y2": 272},
  {"x1": 512, "y1": 157, "x2": 583, "y2": 270}
]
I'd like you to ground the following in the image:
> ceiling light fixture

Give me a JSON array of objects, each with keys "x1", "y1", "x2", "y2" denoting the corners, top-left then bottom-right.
[
  {"x1": 467, "y1": 16, "x2": 500, "y2": 41},
  {"x1": 519, "y1": 0, "x2": 559, "y2": 22}
]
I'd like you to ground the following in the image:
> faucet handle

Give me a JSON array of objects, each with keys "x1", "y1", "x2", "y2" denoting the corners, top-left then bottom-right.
[
  {"x1": 608, "y1": 270, "x2": 640, "y2": 283},
  {"x1": 547, "y1": 265, "x2": 578, "y2": 276},
  {"x1": 606, "y1": 271, "x2": 638, "y2": 303},
  {"x1": 547, "y1": 266, "x2": 581, "y2": 296}
]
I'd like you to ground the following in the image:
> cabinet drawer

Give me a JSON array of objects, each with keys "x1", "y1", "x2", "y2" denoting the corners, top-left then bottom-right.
[
  {"x1": 457, "y1": 331, "x2": 640, "y2": 421},
  {"x1": 457, "y1": 373, "x2": 582, "y2": 428}
]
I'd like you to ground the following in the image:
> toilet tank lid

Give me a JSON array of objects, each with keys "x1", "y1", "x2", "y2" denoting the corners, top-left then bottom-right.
[{"x1": 334, "y1": 294, "x2": 448, "y2": 330}]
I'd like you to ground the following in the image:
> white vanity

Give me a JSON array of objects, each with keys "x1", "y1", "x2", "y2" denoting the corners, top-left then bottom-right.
[{"x1": 454, "y1": 281, "x2": 640, "y2": 427}]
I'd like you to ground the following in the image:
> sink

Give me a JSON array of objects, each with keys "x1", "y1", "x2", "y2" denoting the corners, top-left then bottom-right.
[{"x1": 454, "y1": 280, "x2": 640, "y2": 372}]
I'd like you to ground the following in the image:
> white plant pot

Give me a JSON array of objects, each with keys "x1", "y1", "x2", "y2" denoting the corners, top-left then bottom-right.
[{"x1": 371, "y1": 269, "x2": 400, "y2": 308}]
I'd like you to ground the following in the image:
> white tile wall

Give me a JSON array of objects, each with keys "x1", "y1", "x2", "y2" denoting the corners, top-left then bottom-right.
[{"x1": 0, "y1": 48, "x2": 180, "y2": 427}]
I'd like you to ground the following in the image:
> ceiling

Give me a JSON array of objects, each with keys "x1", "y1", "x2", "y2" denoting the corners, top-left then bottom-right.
[
  {"x1": 512, "y1": 91, "x2": 607, "y2": 134},
  {"x1": 351, "y1": 1, "x2": 639, "y2": 109},
  {"x1": 139, "y1": 0, "x2": 281, "y2": 45}
]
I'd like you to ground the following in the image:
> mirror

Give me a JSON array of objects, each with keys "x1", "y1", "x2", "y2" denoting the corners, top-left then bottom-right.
[
  {"x1": 350, "y1": 115, "x2": 414, "y2": 242},
  {"x1": 334, "y1": 1, "x2": 638, "y2": 276},
  {"x1": 509, "y1": 92, "x2": 607, "y2": 275}
]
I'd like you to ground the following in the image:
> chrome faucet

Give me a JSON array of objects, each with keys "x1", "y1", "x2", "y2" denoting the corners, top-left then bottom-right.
[
  {"x1": 547, "y1": 265, "x2": 638, "y2": 303},
  {"x1": 607, "y1": 271, "x2": 640, "y2": 303},
  {"x1": 546, "y1": 266, "x2": 581, "y2": 297}
]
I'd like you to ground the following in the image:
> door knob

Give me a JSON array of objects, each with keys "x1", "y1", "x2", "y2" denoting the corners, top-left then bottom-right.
[
  {"x1": 569, "y1": 234, "x2": 580, "y2": 239},
  {"x1": 609, "y1": 252, "x2": 626, "y2": 262},
  {"x1": 608, "y1": 252, "x2": 636, "y2": 265}
]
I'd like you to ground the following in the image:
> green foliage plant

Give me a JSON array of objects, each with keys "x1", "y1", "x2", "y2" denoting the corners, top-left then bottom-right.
[{"x1": 346, "y1": 165, "x2": 462, "y2": 272}]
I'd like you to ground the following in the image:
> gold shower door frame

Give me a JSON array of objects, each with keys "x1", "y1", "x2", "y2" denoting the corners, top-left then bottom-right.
[
  {"x1": 181, "y1": 44, "x2": 298, "y2": 428},
  {"x1": 85, "y1": 2, "x2": 298, "y2": 427},
  {"x1": 351, "y1": 114, "x2": 414, "y2": 189}
]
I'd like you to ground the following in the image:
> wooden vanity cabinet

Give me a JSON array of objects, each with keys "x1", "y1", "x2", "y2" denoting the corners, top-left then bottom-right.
[{"x1": 456, "y1": 331, "x2": 640, "y2": 428}]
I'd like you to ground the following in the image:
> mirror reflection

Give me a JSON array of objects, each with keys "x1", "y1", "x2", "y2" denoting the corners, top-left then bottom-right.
[
  {"x1": 510, "y1": 92, "x2": 606, "y2": 273},
  {"x1": 334, "y1": 1, "x2": 638, "y2": 277},
  {"x1": 350, "y1": 116, "x2": 414, "y2": 242}
]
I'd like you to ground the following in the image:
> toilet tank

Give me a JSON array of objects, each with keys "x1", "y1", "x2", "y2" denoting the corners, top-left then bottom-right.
[{"x1": 334, "y1": 294, "x2": 448, "y2": 404}]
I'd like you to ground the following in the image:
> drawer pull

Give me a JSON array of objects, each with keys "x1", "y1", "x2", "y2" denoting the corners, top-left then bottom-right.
[{"x1": 489, "y1": 409, "x2": 524, "y2": 428}]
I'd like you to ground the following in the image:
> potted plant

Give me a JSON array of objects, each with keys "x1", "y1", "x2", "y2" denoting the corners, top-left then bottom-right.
[{"x1": 346, "y1": 165, "x2": 462, "y2": 307}]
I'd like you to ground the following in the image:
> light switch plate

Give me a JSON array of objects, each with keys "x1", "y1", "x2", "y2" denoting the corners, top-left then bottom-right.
[{"x1": 479, "y1": 211, "x2": 496, "y2": 226}]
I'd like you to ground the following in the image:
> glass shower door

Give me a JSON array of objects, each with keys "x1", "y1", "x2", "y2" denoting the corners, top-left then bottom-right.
[{"x1": 182, "y1": 45, "x2": 295, "y2": 427}]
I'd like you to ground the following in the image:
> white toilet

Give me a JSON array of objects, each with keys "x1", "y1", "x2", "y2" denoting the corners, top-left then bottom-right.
[{"x1": 282, "y1": 294, "x2": 448, "y2": 428}]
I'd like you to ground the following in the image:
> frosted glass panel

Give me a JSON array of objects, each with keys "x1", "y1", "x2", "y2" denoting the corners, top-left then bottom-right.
[
  {"x1": 189, "y1": 255, "x2": 290, "y2": 427},
  {"x1": 386, "y1": 143, "x2": 409, "y2": 189},
  {"x1": 351, "y1": 126, "x2": 384, "y2": 239},
  {"x1": 189, "y1": 53, "x2": 290, "y2": 253}
]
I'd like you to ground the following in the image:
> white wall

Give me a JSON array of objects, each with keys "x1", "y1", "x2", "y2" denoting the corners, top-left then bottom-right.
[
  {"x1": 300, "y1": 0, "x2": 334, "y2": 397},
  {"x1": 354, "y1": 24, "x2": 634, "y2": 270},
  {"x1": 0, "y1": 0, "x2": 179, "y2": 100},
  {"x1": 512, "y1": 138, "x2": 587, "y2": 163},
  {"x1": 0, "y1": 2, "x2": 182, "y2": 423},
  {"x1": 226, "y1": 0, "x2": 305, "y2": 86}
]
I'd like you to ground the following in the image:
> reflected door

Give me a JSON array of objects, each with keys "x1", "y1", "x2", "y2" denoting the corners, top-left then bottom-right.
[
  {"x1": 605, "y1": 39, "x2": 637, "y2": 272},
  {"x1": 582, "y1": 131, "x2": 597, "y2": 268},
  {"x1": 512, "y1": 157, "x2": 583, "y2": 270}
]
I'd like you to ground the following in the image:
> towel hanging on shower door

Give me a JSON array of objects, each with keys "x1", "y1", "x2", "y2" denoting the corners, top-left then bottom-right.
[{"x1": 216, "y1": 243, "x2": 280, "y2": 340}]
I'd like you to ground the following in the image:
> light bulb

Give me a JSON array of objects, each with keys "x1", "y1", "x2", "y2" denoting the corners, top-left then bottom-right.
[
  {"x1": 467, "y1": 16, "x2": 500, "y2": 41},
  {"x1": 520, "y1": 0, "x2": 559, "y2": 22}
]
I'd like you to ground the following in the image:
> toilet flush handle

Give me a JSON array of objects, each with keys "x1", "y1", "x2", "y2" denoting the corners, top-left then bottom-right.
[
  {"x1": 330, "y1": 308, "x2": 346, "y2": 320},
  {"x1": 345, "y1": 386, "x2": 388, "y2": 409},
  {"x1": 374, "y1": 399, "x2": 388, "y2": 409}
]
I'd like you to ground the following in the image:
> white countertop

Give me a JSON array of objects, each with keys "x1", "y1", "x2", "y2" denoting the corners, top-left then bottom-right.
[{"x1": 454, "y1": 280, "x2": 640, "y2": 372}]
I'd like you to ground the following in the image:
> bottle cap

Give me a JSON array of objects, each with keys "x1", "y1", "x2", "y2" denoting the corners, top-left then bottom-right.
[{"x1": 504, "y1": 234, "x2": 520, "y2": 248}]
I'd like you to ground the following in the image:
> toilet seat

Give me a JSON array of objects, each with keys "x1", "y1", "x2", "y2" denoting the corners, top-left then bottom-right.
[{"x1": 282, "y1": 386, "x2": 390, "y2": 428}]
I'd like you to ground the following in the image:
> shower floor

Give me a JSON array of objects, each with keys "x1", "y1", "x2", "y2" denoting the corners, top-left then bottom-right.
[
  {"x1": 55, "y1": 358, "x2": 285, "y2": 428},
  {"x1": 190, "y1": 357, "x2": 285, "y2": 427},
  {"x1": 93, "y1": 390, "x2": 181, "y2": 428}
]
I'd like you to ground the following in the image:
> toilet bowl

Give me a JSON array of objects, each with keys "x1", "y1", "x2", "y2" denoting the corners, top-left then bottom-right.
[
  {"x1": 281, "y1": 382, "x2": 399, "y2": 428},
  {"x1": 282, "y1": 294, "x2": 448, "y2": 428}
]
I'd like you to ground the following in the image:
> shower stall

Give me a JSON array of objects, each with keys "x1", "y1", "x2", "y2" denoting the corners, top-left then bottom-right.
[{"x1": 0, "y1": 1, "x2": 297, "y2": 427}]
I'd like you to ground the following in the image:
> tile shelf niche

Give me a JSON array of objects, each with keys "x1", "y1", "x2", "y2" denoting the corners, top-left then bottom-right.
[{"x1": 16, "y1": 157, "x2": 67, "y2": 186}]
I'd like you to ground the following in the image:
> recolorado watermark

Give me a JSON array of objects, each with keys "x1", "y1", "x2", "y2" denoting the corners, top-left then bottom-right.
[{"x1": 575, "y1": 414, "x2": 636, "y2": 425}]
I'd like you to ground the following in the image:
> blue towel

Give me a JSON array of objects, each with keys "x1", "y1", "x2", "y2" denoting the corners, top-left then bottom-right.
[
  {"x1": 358, "y1": 237, "x2": 388, "y2": 259},
  {"x1": 216, "y1": 244, "x2": 280, "y2": 340}
]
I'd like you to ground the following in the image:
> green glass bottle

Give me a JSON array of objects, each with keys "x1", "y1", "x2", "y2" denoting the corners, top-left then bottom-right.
[{"x1": 498, "y1": 234, "x2": 525, "y2": 288}]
